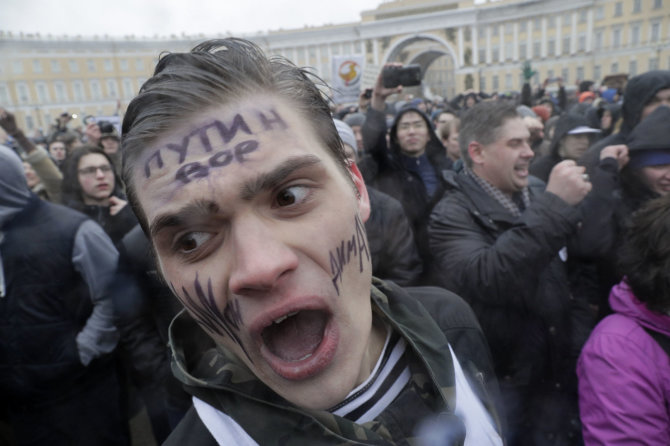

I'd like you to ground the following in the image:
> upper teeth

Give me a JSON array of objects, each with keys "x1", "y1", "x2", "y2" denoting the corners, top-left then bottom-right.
[{"x1": 273, "y1": 311, "x2": 298, "y2": 324}]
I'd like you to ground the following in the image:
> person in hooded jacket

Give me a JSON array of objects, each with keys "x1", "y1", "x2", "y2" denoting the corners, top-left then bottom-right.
[
  {"x1": 577, "y1": 194, "x2": 670, "y2": 446},
  {"x1": 530, "y1": 113, "x2": 601, "y2": 182},
  {"x1": 361, "y1": 64, "x2": 452, "y2": 281},
  {"x1": 585, "y1": 103, "x2": 621, "y2": 140},
  {"x1": 576, "y1": 105, "x2": 670, "y2": 317},
  {"x1": 0, "y1": 145, "x2": 127, "y2": 445},
  {"x1": 61, "y1": 145, "x2": 137, "y2": 245},
  {"x1": 580, "y1": 70, "x2": 670, "y2": 169}
]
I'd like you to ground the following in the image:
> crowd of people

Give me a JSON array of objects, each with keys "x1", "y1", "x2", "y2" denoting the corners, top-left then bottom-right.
[{"x1": 0, "y1": 37, "x2": 668, "y2": 446}]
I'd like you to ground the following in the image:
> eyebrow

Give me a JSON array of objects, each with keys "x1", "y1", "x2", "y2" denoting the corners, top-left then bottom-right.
[
  {"x1": 239, "y1": 154, "x2": 322, "y2": 201},
  {"x1": 149, "y1": 199, "x2": 220, "y2": 239}
]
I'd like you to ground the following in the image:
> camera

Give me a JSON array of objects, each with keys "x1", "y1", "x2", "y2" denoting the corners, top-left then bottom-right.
[
  {"x1": 382, "y1": 65, "x2": 422, "y2": 88},
  {"x1": 363, "y1": 88, "x2": 373, "y2": 99}
]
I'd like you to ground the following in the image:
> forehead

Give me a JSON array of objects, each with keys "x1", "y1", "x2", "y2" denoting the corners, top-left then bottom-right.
[
  {"x1": 652, "y1": 88, "x2": 670, "y2": 100},
  {"x1": 79, "y1": 153, "x2": 108, "y2": 167},
  {"x1": 398, "y1": 111, "x2": 425, "y2": 124},
  {"x1": 132, "y1": 95, "x2": 338, "y2": 214},
  {"x1": 496, "y1": 117, "x2": 529, "y2": 141}
]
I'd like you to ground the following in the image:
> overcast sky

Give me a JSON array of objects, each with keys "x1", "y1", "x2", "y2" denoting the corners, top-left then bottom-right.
[{"x1": 1, "y1": 0, "x2": 386, "y2": 38}]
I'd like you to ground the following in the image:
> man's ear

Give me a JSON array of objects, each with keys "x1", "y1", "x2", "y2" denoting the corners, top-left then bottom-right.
[
  {"x1": 468, "y1": 141, "x2": 486, "y2": 165},
  {"x1": 348, "y1": 161, "x2": 370, "y2": 223}
]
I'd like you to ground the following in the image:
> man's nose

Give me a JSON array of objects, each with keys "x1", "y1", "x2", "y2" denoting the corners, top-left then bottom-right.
[
  {"x1": 95, "y1": 167, "x2": 106, "y2": 178},
  {"x1": 228, "y1": 219, "x2": 299, "y2": 295}
]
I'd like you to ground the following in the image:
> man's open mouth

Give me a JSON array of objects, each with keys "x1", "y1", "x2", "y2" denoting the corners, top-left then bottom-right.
[{"x1": 259, "y1": 309, "x2": 337, "y2": 381}]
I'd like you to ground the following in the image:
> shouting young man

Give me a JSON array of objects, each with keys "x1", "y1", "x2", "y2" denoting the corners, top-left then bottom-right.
[{"x1": 121, "y1": 38, "x2": 502, "y2": 445}]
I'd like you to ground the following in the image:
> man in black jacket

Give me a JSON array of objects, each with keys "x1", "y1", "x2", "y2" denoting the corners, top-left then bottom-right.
[
  {"x1": 362, "y1": 65, "x2": 451, "y2": 281},
  {"x1": 120, "y1": 38, "x2": 502, "y2": 445},
  {"x1": 429, "y1": 101, "x2": 592, "y2": 446},
  {"x1": 0, "y1": 145, "x2": 126, "y2": 445}
]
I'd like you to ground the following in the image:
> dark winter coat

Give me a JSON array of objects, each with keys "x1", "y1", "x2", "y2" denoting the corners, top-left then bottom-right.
[
  {"x1": 428, "y1": 170, "x2": 590, "y2": 445},
  {"x1": 366, "y1": 187, "x2": 422, "y2": 286}
]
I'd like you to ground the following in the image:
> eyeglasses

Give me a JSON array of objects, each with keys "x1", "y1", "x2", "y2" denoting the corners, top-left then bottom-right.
[{"x1": 78, "y1": 165, "x2": 113, "y2": 176}]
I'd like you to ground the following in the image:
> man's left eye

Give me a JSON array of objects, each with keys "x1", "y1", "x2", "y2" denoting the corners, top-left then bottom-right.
[{"x1": 275, "y1": 186, "x2": 309, "y2": 207}]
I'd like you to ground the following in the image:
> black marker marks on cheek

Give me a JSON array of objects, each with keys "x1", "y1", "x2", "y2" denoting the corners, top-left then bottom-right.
[
  {"x1": 329, "y1": 214, "x2": 370, "y2": 295},
  {"x1": 175, "y1": 274, "x2": 252, "y2": 363}
]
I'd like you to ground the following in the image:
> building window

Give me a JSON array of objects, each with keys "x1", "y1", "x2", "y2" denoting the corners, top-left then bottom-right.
[
  {"x1": 106, "y1": 80, "x2": 118, "y2": 98},
  {"x1": 505, "y1": 23, "x2": 512, "y2": 34},
  {"x1": 32, "y1": 60, "x2": 42, "y2": 73},
  {"x1": 492, "y1": 46, "x2": 500, "y2": 63},
  {"x1": 548, "y1": 38, "x2": 556, "y2": 56},
  {"x1": 594, "y1": 65, "x2": 601, "y2": 81},
  {"x1": 651, "y1": 22, "x2": 661, "y2": 42},
  {"x1": 51, "y1": 60, "x2": 61, "y2": 73},
  {"x1": 135, "y1": 58, "x2": 144, "y2": 71},
  {"x1": 122, "y1": 79, "x2": 134, "y2": 99},
  {"x1": 578, "y1": 34, "x2": 586, "y2": 52},
  {"x1": 36, "y1": 83, "x2": 49, "y2": 103},
  {"x1": 630, "y1": 24, "x2": 641, "y2": 45},
  {"x1": 54, "y1": 82, "x2": 67, "y2": 102},
  {"x1": 0, "y1": 84, "x2": 10, "y2": 105},
  {"x1": 25, "y1": 116, "x2": 34, "y2": 131},
  {"x1": 561, "y1": 68, "x2": 569, "y2": 83},
  {"x1": 505, "y1": 73, "x2": 512, "y2": 90},
  {"x1": 577, "y1": 67, "x2": 584, "y2": 82},
  {"x1": 548, "y1": 16, "x2": 556, "y2": 29},
  {"x1": 614, "y1": 2, "x2": 623, "y2": 17},
  {"x1": 90, "y1": 81, "x2": 101, "y2": 100},
  {"x1": 649, "y1": 58, "x2": 660, "y2": 71},
  {"x1": 505, "y1": 42, "x2": 513, "y2": 60},
  {"x1": 16, "y1": 83, "x2": 30, "y2": 104},
  {"x1": 104, "y1": 59, "x2": 113, "y2": 72},
  {"x1": 633, "y1": 0, "x2": 641, "y2": 13},
  {"x1": 629, "y1": 60, "x2": 637, "y2": 76},
  {"x1": 612, "y1": 28, "x2": 622, "y2": 48},
  {"x1": 611, "y1": 62, "x2": 619, "y2": 74},
  {"x1": 478, "y1": 26, "x2": 486, "y2": 38},
  {"x1": 533, "y1": 42, "x2": 541, "y2": 58},
  {"x1": 519, "y1": 42, "x2": 527, "y2": 59},
  {"x1": 520, "y1": 21, "x2": 527, "y2": 33},
  {"x1": 87, "y1": 59, "x2": 96, "y2": 72},
  {"x1": 12, "y1": 60, "x2": 23, "y2": 74},
  {"x1": 547, "y1": 69, "x2": 555, "y2": 80},
  {"x1": 595, "y1": 6, "x2": 604, "y2": 20},
  {"x1": 354, "y1": 41, "x2": 362, "y2": 53},
  {"x1": 120, "y1": 59, "x2": 129, "y2": 71},
  {"x1": 533, "y1": 18, "x2": 540, "y2": 31},
  {"x1": 478, "y1": 48, "x2": 486, "y2": 64},
  {"x1": 492, "y1": 75, "x2": 499, "y2": 91},
  {"x1": 563, "y1": 36, "x2": 571, "y2": 54},
  {"x1": 579, "y1": 10, "x2": 587, "y2": 23},
  {"x1": 653, "y1": 0, "x2": 662, "y2": 9},
  {"x1": 480, "y1": 76, "x2": 486, "y2": 92},
  {"x1": 492, "y1": 24, "x2": 499, "y2": 35},
  {"x1": 73, "y1": 81, "x2": 85, "y2": 102},
  {"x1": 563, "y1": 13, "x2": 571, "y2": 27},
  {"x1": 68, "y1": 60, "x2": 79, "y2": 73},
  {"x1": 594, "y1": 31, "x2": 603, "y2": 50}
]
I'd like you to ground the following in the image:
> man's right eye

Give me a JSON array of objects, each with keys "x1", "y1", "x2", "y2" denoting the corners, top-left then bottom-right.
[{"x1": 174, "y1": 232, "x2": 212, "y2": 254}]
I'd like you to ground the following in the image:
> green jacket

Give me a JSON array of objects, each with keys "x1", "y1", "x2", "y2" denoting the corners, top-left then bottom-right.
[{"x1": 165, "y1": 279, "x2": 503, "y2": 445}]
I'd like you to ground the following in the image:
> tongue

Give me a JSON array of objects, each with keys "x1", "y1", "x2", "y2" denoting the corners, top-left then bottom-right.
[{"x1": 262, "y1": 310, "x2": 327, "y2": 362}]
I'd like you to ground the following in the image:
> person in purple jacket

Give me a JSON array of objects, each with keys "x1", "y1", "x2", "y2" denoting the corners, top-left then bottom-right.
[{"x1": 577, "y1": 193, "x2": 670, "y2": 446}]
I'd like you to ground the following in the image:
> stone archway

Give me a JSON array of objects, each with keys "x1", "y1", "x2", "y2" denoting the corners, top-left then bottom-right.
[{"x1": 382, "y1": 34, "x2": 458, "y2": 100}]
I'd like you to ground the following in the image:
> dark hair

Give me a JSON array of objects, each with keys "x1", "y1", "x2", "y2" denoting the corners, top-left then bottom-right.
[
  {"x1": 618, "y1": 194, "x2": 670, "y2": 313},
  {"x1": 121, "y1": 38, "x2": 347, "y2": 230},
  {"x1": 61, "y1": 145, "x2": 121, "y2": 210},
  {"x1": 459, "y1": 101, "x2": 519, "y2": 168}
]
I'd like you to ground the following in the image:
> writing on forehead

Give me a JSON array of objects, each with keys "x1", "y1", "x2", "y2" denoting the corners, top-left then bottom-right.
[{"x1": 143, "y1": 108, "x2": 288, "y2": 182}]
